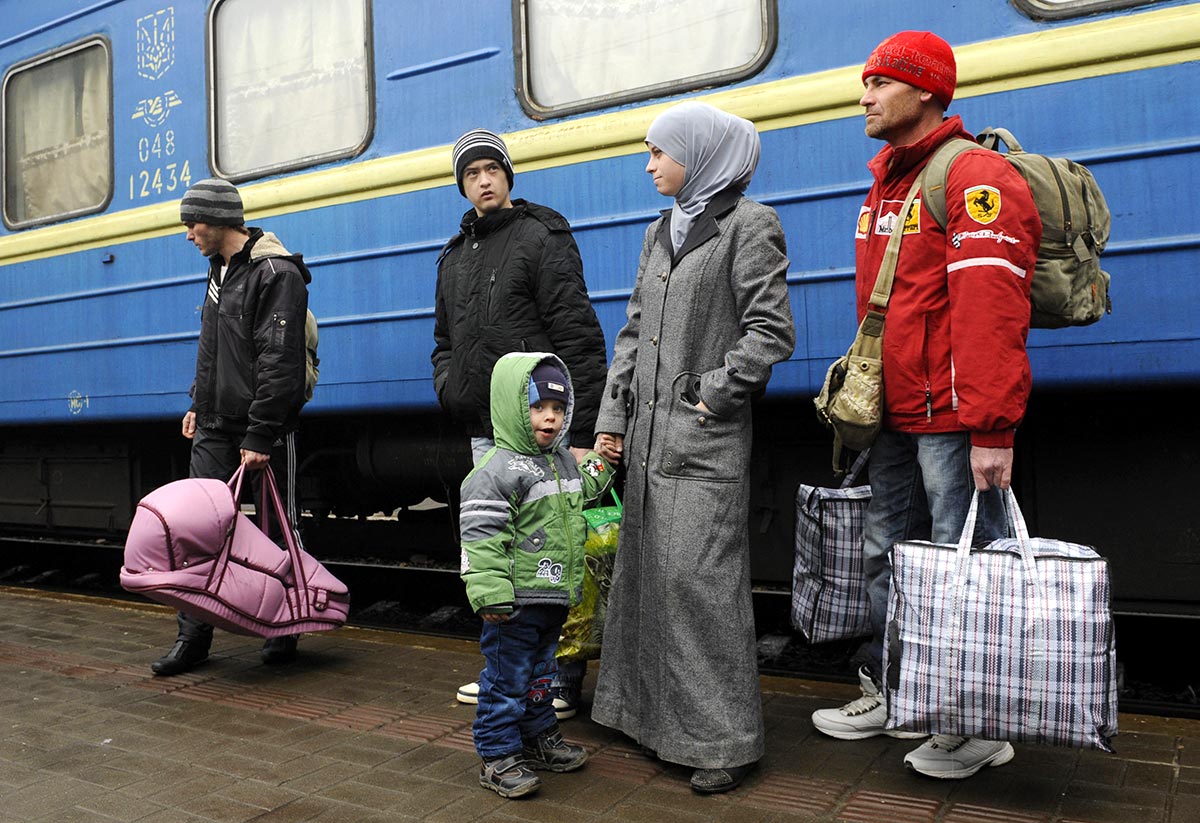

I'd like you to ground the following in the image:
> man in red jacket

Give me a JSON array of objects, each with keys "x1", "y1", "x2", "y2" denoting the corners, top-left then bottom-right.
[{"x1": 810, "y1": 31, "x2": 1042, "y2": 778}]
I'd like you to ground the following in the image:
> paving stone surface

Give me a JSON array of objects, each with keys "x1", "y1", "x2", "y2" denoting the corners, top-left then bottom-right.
[{"x1": 0, "y1": 587, "x2": 1197, "y2": 822}]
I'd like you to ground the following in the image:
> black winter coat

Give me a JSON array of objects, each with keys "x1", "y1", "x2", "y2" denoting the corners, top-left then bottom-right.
[
  {"x1": 431, "y1": 200, "x2": 607, "y2": 447},
  {"x1": 191, "y1": 228, "x2": 311, "y2": 454}
]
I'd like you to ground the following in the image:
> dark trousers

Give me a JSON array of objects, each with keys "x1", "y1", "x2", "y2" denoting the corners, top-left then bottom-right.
[
  {"x1": 173, "y1": 426, "x2": 300, "y2": 644},
  {"x1": 473, "y1": 604, "x2": 567, "y2": 759}
]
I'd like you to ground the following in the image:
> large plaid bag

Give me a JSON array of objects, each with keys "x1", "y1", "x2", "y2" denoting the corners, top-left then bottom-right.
[
  {"x1": 791, "y1": 452, "x2": 871, "y2": 643},
  {"x1": 883, "y1": 488, "x2": 1117, "y2": 751}
]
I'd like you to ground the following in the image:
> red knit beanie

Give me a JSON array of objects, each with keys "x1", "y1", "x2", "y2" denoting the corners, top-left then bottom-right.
[{"x1": 862, "y1": 31, "x2": 957, "y2": 109}]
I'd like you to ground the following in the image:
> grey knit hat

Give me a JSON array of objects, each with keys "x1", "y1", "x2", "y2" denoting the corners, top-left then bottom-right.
[
  {"x1": 452, "y1": 129, "x2": 514, "y2": 196},
  {"x1": 180, "y1": 178, "x2": 244, "y2": 226}
]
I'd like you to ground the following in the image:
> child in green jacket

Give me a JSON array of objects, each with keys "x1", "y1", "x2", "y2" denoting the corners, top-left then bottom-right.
[{"x1": 460, "y1": 352, "x2": 613, "y2": 798}]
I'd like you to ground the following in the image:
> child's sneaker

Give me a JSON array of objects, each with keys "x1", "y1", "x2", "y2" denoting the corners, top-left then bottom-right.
[
  {"x1": 551, "y1": 685, "x2": 579, "y2": 720},
  {"x1": 522, "y1": 725, "x2": 588, "y2": 772},
  {"x1": 456, "y1": 680, "x2": 479, "y2": 705},
  {"x1": 479, "y1": 753, "x2": 540, "y2": 798},
  {"x1": 550, "y1": 661, "x2": 583, "y2": 720}
]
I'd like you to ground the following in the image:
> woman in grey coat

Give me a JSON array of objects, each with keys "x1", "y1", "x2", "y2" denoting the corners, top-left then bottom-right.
[{"x1": 592, "y1": 101, "x2": 795, "y2": 794}]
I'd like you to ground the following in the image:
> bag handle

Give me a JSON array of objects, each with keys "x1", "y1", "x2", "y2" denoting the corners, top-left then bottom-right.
[
  {"x1": 947, "y1": 488, "x2": 1047, "y2": 733},
  {"x1": 952, "y1": 488, "x2": 1044, "y2": 620},
  {"x1": 227, "y1": 463, "x2": 313, "y2": 620},
  {"x1": 261, "y1": 465, "x2": 311, "y2": 616},
  {"x1": 839, "y1": 449, "x2": 871, "y2": 488},
  {"x1": 608, "y1": 488, "x2": 622, "y2": 512}
]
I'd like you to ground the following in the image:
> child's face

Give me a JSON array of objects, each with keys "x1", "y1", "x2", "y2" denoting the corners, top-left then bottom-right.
[{"x1": 529, "y1": 400, "x2": 566, "y2": 449}]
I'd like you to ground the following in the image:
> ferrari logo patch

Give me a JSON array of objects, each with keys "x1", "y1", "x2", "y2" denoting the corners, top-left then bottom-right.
[
  {"x1": 903, "y1": 199, "x2": 921, "y2": 234},
  {"x1": 964, "y1": 186, "x2": 1001, "y2": 224}
]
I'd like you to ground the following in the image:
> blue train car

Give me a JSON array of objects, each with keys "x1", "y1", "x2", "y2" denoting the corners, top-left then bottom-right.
[{"x1": 0, "y1": 1, "x2": 1197, "y2": 613}]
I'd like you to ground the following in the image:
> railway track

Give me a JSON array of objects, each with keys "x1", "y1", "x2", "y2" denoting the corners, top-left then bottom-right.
[{"x1": 2, "y1": 532, "x2": 1196, "y2": 720}]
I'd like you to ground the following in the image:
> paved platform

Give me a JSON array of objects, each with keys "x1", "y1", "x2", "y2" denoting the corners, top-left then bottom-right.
[{"x1": 0, "y1": 586, "x2": 1196, "y2": 823}]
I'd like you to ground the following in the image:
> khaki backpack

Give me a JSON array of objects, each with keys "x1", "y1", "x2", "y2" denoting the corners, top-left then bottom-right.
[
  {"x1": 304, "y1": 309, "x2": 320, "y2": 403},
  {"x1": 920, "y1": 127, "x2": 1112, "y2": 329}
]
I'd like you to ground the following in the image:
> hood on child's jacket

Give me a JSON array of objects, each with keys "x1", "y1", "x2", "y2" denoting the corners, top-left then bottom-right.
[{"x1": 490, "y1": 352, "x2": 574, "y2": 455}]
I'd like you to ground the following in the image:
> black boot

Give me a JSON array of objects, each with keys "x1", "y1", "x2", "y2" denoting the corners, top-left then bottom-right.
[
  {"x1": 690, "y1": 761, "x2": 756, "y2": 794},
  {"x1": 150, "y1": 639, "x2": 209, "y2": 676},
  {"x1": 261, "y1": 635, "x2": 299, "y2": 664},
  {"x1": 479, "y1": 753, "x2": 540, "y2": 798},
  {"x1": 522, "y1": 725, "x2": 588, "y2": 772}
]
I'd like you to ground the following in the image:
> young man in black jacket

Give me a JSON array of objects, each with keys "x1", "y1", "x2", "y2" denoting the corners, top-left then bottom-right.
[
  {"x1": 432, "y1": 129, "x2": 608, "y2": 716},
  {"x1": 432, "y1": 129, "x2": 608, "y2": 464},
  {"x1": 151, "y1": 178, "x2": 312, "y2": 676}
]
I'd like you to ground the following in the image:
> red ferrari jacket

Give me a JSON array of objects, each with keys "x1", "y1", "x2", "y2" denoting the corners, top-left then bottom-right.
[{"x1": 855, "y1": 116, "x2": 1042, "y2": 448}]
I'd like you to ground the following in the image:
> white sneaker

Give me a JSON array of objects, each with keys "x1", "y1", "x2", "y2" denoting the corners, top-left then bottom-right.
[
  {"x1": 811, "y1": 666, "x2": 927, "y2": 740},
  {"x1": 552, "y1": 694, "x2": 578, "y2": 721},
  {"x1": 456, "y1": 680, "x2": 479, "y2": 705},
  {"x1": 903, "y1": 735, "x2": 1014, "y2": 779}
]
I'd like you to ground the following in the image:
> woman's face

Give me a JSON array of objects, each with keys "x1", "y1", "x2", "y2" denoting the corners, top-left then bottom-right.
[{"x1": 645, "y1": 143, "x2": 686, "y2": 197}]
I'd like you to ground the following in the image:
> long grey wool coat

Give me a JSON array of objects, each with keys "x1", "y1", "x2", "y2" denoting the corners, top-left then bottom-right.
[{"x1": 591, "y1": 190, "x2": 795, "y2": 768}]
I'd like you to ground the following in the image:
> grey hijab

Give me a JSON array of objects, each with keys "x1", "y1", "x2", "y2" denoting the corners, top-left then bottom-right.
[{"x1": 645, "y1": 101, "x2": 761, "y2": 253}]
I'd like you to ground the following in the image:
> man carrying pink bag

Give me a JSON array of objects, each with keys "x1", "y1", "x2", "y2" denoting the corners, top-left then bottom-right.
[{"x1": 128, "y1": 178, "x2": 316, "y2": 676}]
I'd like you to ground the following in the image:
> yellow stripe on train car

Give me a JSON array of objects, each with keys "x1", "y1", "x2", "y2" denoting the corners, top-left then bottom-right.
[{"x1": 0, "y1": 3, "x2": 1196, "y2": 268}]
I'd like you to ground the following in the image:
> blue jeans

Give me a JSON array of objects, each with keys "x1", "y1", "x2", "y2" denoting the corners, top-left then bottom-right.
[
  {"x1": 860, "y1": 430, "x2": 1006, "y2": 676},
  {"x1": 474, "y1": 604, "x2": 567, "y2": 759}
]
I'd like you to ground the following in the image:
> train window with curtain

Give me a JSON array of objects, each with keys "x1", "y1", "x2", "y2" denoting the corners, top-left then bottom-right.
[
  {"x1": 210, "y1": 0, "x2": 373, "y2": 180},
  {"x1": 3, "y1": 38, "x2": 112, "y2": 230},
  {"x1": 1013, "y1": 0, "x2": 1162, "y2": 19},
  {"x1": 515, "y1": 0, "x2": 776, "y2": 117}
]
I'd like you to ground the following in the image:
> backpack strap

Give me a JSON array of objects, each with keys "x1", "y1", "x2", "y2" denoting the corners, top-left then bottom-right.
[
  {"x1": 829, "y1": 177, "x2": 922, "y2": 477},
  {"x1": 977, "y1": 127, "x2": 1023, "y2": 153},
  {"x1": 868, "y1": 174, "x2": 923, "y2": 313},
  {"x1": 918, "y1": 137, "x2": 979, "y2": 230}
]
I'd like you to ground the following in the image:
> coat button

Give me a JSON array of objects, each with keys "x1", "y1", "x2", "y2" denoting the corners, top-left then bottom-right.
[
  {"x1": 641, "y1": 460, "x2": 647, "y2": 468},
  {"x1": 472, "y1": 242, "x2": 479, "y2": 249},
  {"x1": 698, "y1": 416, "x2": 707, "y2": 425},
  {"x1": 651, "y1": 336, "x2": 658, "y2": 345}
]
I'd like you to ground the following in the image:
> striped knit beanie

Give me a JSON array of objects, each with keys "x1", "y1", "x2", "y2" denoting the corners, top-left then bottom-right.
[
  {"x1": 452, "y1": 129, "x2": 514, "y2": 196},
  {"x1": 862, "y1": 31, "x2": 957, "y2": 109},
  {"x1": 179, "y1": 178, "x2": 244, "y2": 226}
]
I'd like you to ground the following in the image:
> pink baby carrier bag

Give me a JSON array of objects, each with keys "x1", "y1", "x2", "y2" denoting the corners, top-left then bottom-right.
[{"x1": 121, "y1": 464, "x2": 349, "y2": 637}]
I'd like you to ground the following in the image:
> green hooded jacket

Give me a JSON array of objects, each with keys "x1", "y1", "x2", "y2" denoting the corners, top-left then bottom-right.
[{"x1": 459, "y1": 352, "x2": 614, "y2": 614}]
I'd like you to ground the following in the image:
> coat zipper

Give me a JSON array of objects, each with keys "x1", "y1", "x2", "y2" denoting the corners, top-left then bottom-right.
[{"x1": 923, "y1": 315, "x2": 933, "y2": 421}]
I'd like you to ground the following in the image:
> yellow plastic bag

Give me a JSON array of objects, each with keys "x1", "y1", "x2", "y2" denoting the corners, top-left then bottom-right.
[{"x1": 556, "y1": 491, "x2": 621, "y2": 663}]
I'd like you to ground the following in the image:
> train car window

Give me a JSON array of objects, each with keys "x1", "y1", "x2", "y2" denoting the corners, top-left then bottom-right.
[
  {"x1": 211, "y1": 0, "x2": 373, "y2": 180},
  {"x1": 1013, "y1": 0, "x2": 1162, "y2": 19},
  {"x1": 3, "y1": 39, "x2": 112, "y2": 230},
  {"x1": 515, "y1": 0, "x2": 776, "y2": 118}
]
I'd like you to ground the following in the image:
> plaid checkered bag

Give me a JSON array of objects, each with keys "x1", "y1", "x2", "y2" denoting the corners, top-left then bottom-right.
[
  {"x1": 883, "y1": 488, "x2": 1117, "y2": 751},
  {"x1": 791, "y1": 452, "x2": 872, "y2": 643}
]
